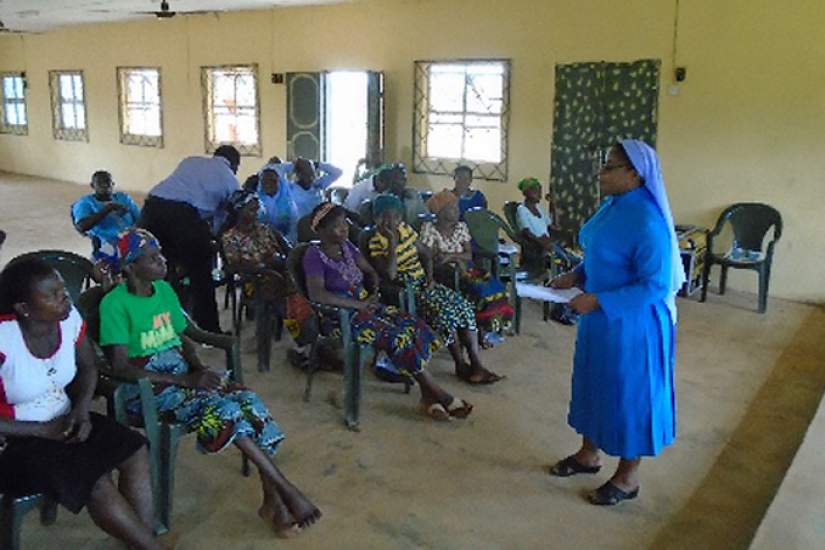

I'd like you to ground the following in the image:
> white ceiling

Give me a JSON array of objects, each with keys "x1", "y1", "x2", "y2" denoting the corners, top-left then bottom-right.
[{"x1": 0, "y1": 0, "x2": 346, "y2": 33}]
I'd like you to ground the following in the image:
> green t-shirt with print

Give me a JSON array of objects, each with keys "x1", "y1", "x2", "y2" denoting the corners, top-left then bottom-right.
[{"x1": 99, "y1": 280, "x2": 188, "y2": 358}]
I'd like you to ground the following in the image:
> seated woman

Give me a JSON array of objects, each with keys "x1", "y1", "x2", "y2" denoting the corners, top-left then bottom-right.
[
  {"x1": 257, "y1": 163, "x2": 299, "y2": 244},
  {"x1": 221, "y1": 190, "x2": 317, "y2": 372},
  {"x1": 420, "y1": 190, "x2": 514, "y2": 347},
  {"x1": 304, "y1": 203, "x2": 473, "y2": 420},
  {"x1": 99, "y1": 228, "x2": 321, "y2": 536},
  {"x1": 0, "y1": 258, "x2": 160, "y2": 550},
  {"x1": 451, "y1": 165, "x2": 487, "y2": 220},
  {"x1": 367, "y1": 194, "x2": 503, "y2": 385},
  {"x1": 516, "y1": 177, "x2": 556, "y2": 276}
]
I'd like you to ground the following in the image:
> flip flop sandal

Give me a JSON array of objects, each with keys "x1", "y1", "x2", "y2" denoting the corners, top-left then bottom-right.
[
  {"x1": 445, "y1": 398, "x2": 474, "y2": 419},
  {"x1": 418, "y1": 402, "x2": 452, "y2": 422},
  {"x1": 588, "y1": 481, "x2": 639, "y2": 506},
  {"x1": 466, "y1": 371, "x2": 505, "y2": 385},
  {"x1": 549, "y1": 455, "x2": 602, "y2": 477},
  {"x1": 274, "y1": 524, "x2": 303, "y2": 539}
]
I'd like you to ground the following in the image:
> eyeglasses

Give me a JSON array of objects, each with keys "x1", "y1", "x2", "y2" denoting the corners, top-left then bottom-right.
[{"x1": 600, "y1": 163, "x2": 629, "y2": 172}]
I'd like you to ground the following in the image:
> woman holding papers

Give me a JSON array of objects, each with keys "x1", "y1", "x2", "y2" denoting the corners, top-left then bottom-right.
[{"x1": 548, "y1": 140, "x2": 685, "y2": 506}]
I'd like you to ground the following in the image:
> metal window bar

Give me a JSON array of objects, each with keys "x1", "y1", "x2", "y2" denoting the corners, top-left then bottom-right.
[
  {"x1": 49, "y1": 71, "x2": 87, "y2": 142},
  {"x1": 413, "y1": 60, "x2": 510, "y2": 182},
  {"x1": 117, "y1": 67, "x2": 164, "y2": 147},
  {"x1": 0, "y1": 74, "x2": 27, "y2": 135},
  {"x1": 201, "y1": 65, "x2": 261, "y2": 156}
]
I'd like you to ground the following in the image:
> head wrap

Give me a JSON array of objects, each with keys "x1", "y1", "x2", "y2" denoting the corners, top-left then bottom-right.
[
  {"x1": 517, "y1": 177, "x2": 541, "y2": 192},
  {"x1": 227, "y1": 189, "x2": 260, "y2": 212},
  {"x1": 92, "y1": 239, "x2": 121, "y2": 274},
  {"x1": 426, "y1": 189, "x2": 458, "y2": 215},
  {"x1": 372, "y1": 193, "x2": 403, "y2": 217},
  {"x1": 310, "y1": 202, "x2": 337, "y2": 232},
  {"x1": 116, "y1": 228, "x2": 160, "y2": 267},
  {"x1": 621, "y1": 139, "x2": 686, "y2": 324},
  {"x1": 256, "y1": 163, "x2": 298, "y2": 241}
]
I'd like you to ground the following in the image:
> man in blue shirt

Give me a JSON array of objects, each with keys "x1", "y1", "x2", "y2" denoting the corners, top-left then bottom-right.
[
  {"x1": 269, "y1": 158, "x2": 342, "y2": 221},
  {"x1": 139, "y1": 145, "x2": 241, "y2": 332},
  {"x1": 71, "y1": 171, "x2": 141, "y2": 253}
]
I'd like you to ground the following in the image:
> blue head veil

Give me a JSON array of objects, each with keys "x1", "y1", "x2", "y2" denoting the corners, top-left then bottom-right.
[
  {"x1": 257, "y1": 163, "x2": 298, "y2": 241},
  {"x1": 621, "y1": 139, "x2": 686, "y2": 324}
]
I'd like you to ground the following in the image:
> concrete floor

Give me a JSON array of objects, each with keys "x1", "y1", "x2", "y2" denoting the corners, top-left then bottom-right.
[{"x1": 3, "y1": 172, "x2": 824, "y2": 550}]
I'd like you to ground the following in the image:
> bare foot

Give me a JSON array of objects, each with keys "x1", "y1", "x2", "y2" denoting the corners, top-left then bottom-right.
[
  {"x1": 258, "y1": 502, "x2": 302, "y2": 538},
  {"x1": 280, "y1": 488, "x2": 322, "y2": 529}
]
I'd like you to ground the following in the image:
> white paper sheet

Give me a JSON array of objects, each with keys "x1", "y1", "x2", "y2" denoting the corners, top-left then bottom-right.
[{"x1": 515, "y1": 283, "x2": 583, "y2": 303}]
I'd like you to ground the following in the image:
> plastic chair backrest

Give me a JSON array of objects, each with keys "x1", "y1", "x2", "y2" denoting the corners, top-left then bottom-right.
[
  {"x1": 9, "y1": 250, "x2": 93, "y2": 304},
  {"x1": 716, "y1": 202, "x2": 783, "y2": 253},
  {"x1": 296, "y1": 214, "x2": 317, "y2": 243},
  {"x1": 287, "y1": 242, "x2": 314, "y2": 299},
  {"x1": 502, "y1": 201, "x2": 521, "y2": 237},
  {"x1": 464, "y1": 208, "x2": 501, "y2": 255},
  {"x1": 419, "y1": 190, "x2": 434, "y2": 204}
]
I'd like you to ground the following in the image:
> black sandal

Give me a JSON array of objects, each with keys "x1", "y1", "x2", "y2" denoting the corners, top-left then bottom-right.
[
  {"x1": 587, "y1": 481, "x2": 639, "y2": 506},
  {"x1": 549, "y1": 455, "x2": 601, "y2": 477}
]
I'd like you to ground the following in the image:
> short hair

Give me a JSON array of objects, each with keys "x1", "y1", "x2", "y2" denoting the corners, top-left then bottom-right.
[
  {"x1": 454, "y1": 165, "x2": 473, "y2": 178},
  {"x1": 0, "y1": 258, "x2": 58, "y2": 314},
  {"x1": 91, "y1": 170, "x2": 112, "y2": 183},
  {"x1": 214, "y1": 145, "x2": 241, "y2": 171}
]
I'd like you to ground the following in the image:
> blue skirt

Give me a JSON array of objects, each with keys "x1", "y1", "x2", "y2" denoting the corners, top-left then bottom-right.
[{"x1": 567, "y1": 303, "x2": 676, "y2": 458}]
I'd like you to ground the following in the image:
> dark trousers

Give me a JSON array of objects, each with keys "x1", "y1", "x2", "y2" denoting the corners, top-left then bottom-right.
[{"x1": 139, "y1": 196, "x2": 221, "y2": 332}]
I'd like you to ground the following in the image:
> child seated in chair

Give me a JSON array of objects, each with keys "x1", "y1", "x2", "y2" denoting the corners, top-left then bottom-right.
[{"x1": 99, "y1": 228, "x2": 321, "y2": 537}]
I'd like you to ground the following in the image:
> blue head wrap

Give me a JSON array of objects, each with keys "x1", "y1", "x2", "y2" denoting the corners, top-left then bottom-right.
[
  {"x1": 621, "y1": 139, "x2": 686, "y2": 323},
  {"x1": 372, "y1": 193, "x2": 403, "y2": 217}
]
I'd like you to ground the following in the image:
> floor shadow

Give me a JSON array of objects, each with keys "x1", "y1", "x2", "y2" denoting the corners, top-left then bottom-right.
[{"x1": 649, "y1": 307, "x2": 825, "y2": 549}]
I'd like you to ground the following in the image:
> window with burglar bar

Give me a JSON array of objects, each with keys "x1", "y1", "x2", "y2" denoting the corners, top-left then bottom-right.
[
  {"x1": 49, "y1": 70, "x2": 88, "y2": 142},
  {"x1": 413, "y1": 60, "x2": 510, "y2": 181},
  {"x1": 201, "y1": 64, "x2": 261, "y2": 156},
  {"x1": 0, "y1": 73, "x2": 27, "y2": 135},
  {"x1": 117, "y1": 67, "x2": 163, "y2": 147}
]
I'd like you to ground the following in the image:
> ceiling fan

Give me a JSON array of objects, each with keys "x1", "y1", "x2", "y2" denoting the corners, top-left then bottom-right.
[
  {"x1": 136, "y1": 1, "x2": 218, "y2": 19},
  {"x1": 90, "y1": 1, "x2": 217, "y2": 20}
]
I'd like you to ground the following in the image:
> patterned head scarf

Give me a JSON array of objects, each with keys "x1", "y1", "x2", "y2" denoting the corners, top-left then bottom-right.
[
  {"x1": 116, "y1": 228, "x2": 160, "y2": 267},
  {"x1": 310, "y1": 202, "x2": 337, "y2": 232},
  {"x1": 372, "y1": 193, "x2": 403, "y2": 217},
  {"x1": 227, "y1": 189, "x2": 260, "y2": 213},
  {"x1": 426, "y1": 189, "x2": 458, "y2": 215},
  {"x1": 517, "y1": 177, "x2": 541, "y2": 192},
  {"x1": 621, "y1": 139, "x2": 686, "y2": 324}
]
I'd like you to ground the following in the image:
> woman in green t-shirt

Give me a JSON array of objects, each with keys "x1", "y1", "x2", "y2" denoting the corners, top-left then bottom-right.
[{"x1": 99, "y1": 228, "x2": 320, "y2": 536}]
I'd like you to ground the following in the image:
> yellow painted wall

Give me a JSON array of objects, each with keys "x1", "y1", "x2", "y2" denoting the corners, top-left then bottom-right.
[{"x1": 0, "y1": 0, "x2": 822, "y2": 302}]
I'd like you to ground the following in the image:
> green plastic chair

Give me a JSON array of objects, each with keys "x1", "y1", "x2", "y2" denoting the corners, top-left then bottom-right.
[
  {"x1": 0, "y1": 493, "x2": 58, "y2": 550},
  {"x1": 287, "y1": 243, "x2": 379, "y2": 431},
  {"x1": 700, "y1": 202, "x2": 782, "y2": 313},
  {"x1": 9, "y1": 250, "x2": 93, "y2": 304},
  {"x1": 356, "y1": 227, "x2": 416, "y2": 313}
]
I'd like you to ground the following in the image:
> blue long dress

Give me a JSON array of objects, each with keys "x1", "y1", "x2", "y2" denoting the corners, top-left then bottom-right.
[{"x1": 568, "y1": 187, "x2": 676, "y2": 458}]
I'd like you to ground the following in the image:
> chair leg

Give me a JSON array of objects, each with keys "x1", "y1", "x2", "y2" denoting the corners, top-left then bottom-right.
[
  {"x1": 1, "y1": 498, "x2": 22, "y2": 550},
  {"x1": 39, "y1": 498, "x2": 58, "y2": 526},
  {"x1": 542, "y1": 301, "x2": 550, "y2": 322},
  {"x1": 159, "y1": 427, "x2": 182, "y2": 531},
  {"x1": 303, "y1": 342, "x2": 322, "y2": 403},
  {"x1": 344, "y1": 345, "x2": 362, "y2": 432},
  {"x1": 514, "y1": 295, "x2": 522, "y2": 335},
  {"x1": 758, "y1": 264, "x2": 770, "y2": 314},
  {"x1": 700, "y1": 261, "x2": 711, "y2": 302},
  {"x1": 255, "y1": 300, "x2": 273, "y2": 372},
  {"x1": 719, "y1": 265, "x2": 729, "y2": 295}
]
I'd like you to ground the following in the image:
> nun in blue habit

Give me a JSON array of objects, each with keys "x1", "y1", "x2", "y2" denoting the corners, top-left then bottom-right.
[
  {"x1": 548, "y1": 139, "x2": 685, "y2": 506},
  {"x1": 257, "y1": 164, "x2": 299, "y2": 243}
]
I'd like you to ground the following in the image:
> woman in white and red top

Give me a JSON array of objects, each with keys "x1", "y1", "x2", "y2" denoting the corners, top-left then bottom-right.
[{"x1": 0, "y1": 258, "x2": 161, "y2": 550}]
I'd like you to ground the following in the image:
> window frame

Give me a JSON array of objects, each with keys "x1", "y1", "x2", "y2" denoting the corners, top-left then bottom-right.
[
  {"x1": 200, "y1": 63, "x2": 262, "y2": 156},
  {"x1": 49, "y1": 69, "x2": 88, "y2": 142},
  {"x1": 116, "y1": 66, "x2": 164, "y2": 148},
  {"x1": 413, "y1": 59, "x2": 511, "y2": 182},
  {"x1": 0, "y1": 72, "x2": 28, "y2": 136}
]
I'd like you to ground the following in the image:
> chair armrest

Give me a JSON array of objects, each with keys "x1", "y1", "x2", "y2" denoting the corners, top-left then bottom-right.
[{"x1": 184, "y1": 323, "x2": 235, "y2": 350}]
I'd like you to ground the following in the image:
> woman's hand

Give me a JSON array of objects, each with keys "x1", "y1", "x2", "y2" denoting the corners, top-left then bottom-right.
[
  {"x1": 550, "y1": 271, "x2": 580, "y2": 289},
  {"x1": 38, "y1": 417, "x2": 71, "y2": 441},
  {"x1": 184, "y1": 370, "x2": 224, "y2": 391},
  {"x1": 570, "y1": 293, "x2": 599, "y2": 314},
  {"x1": 63, "y1": 408, "x2": 93, "y2": 444}
]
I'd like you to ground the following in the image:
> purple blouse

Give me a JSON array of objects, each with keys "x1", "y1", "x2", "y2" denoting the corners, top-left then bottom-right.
[{"x1": 303, "y1": 240, "x2": 364, "y2": 297}]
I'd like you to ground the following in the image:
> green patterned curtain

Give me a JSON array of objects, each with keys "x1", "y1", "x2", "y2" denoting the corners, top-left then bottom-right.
[{"x1": 550, "y1": 59, "x2": 660, "y2": 241}]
